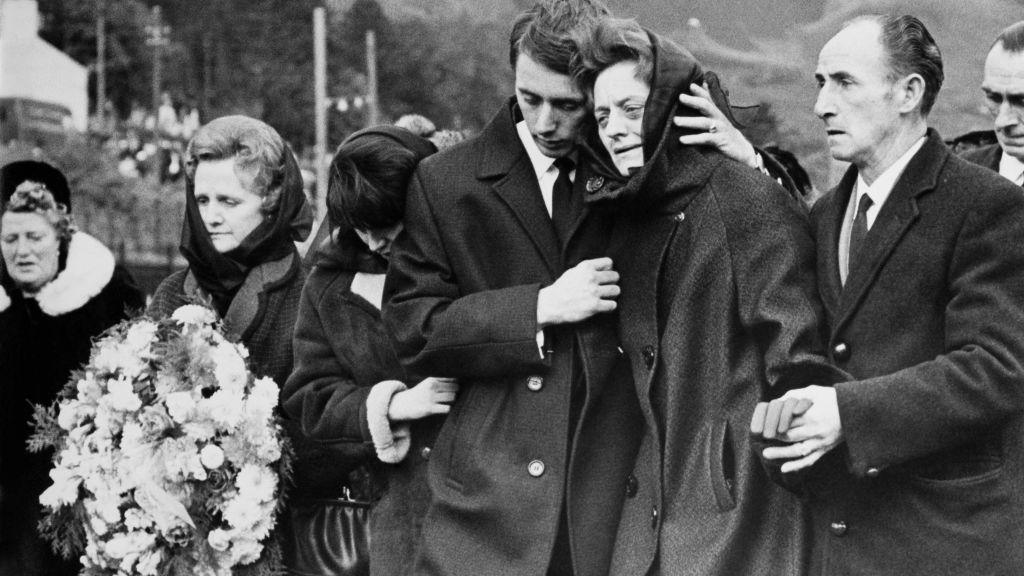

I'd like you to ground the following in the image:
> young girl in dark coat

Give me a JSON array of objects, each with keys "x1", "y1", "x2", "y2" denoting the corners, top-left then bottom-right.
[{"x1": 280, "y1": 126, "x2": 455, "y2": 576}]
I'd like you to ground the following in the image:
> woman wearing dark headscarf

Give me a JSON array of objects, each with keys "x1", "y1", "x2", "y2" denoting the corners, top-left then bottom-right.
[
  {"x1": 281, "y1": 126, "x2": 455, "y2": 576},
  {"x1": 147, "y1": 114, "x2": 311, "y2": 385},
  {"x1": 0, "y1": 167, "x2": 143, "y2": 575},
  {"x1": 146, "y1": 115, "x2": 315, "y2": 572},
  {"x1": 571, "y1": 19, "x2": 847, "y2": 576}
]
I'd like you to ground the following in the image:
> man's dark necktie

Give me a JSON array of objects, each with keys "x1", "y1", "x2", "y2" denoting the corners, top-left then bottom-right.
[
  {"x1": 552, "y1": 157, "x2": 575, "y2": 244},
  {"x1": 848, "y1": 193, "x2": 874, "y2": 268}
]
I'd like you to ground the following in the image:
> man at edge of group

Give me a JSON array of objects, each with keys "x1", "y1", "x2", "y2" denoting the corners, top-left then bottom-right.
[
  {"x1": 382, "y1": 1, "x2": 643, "y2": 575},
  {"x1": 962, "y1": 20, "x2": 1024, "y2": 185},
  {"x1": 749, "y1": 15, "x2": 1024, "y2": 575}
]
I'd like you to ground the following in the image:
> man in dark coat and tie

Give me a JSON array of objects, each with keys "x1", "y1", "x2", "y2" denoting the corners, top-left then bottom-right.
[
  {"x1": 961, "y1": 21, "x2": 1024, "y2": 186},
  {"x1": 383, "y1": 1, "x2": 643, "y2": 575},
  {"x1": 755, "y1": 15, "x2": 1024, "y2": 575}
]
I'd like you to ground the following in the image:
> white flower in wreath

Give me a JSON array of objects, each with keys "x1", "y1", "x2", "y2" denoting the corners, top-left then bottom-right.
[
  {"x1": 200, "y1": 444, "x2": 225, "y2": 469},
  {"x1": 76, "y1": 372, "x2": 104, "y2": 402},
  {"x1": 245, "y1": 377, "x2": 279, "y2": 423},
  {"x1": 57, "y1": 399, "x2": 93, "y2": 431},
  {"x1": 207, "y1": 528, "x2": 232, "y2": 552},
  {"x1": 38, "y1": 466, "x2": 83, "y2": 509},
  {"x1": 124, "y1": 319, "x2": 158, "y2": 352},
  {"x1": 104, "y1": 375, "x2": 143, "y2": 412},
  {"x1": 136, "y1": 549, "x2": 163, "y2": 576},
  {"x1": 165, "y1": 391, "x2": 196, "y2": 423},
  {"x1": 171, "y1": 304, "x2": 218, "y2": 327},
  {"x1": 210, "y1": 343, "x2": 248, "y2": 393},
  {"x1": 236, "y1": 464, "x2": 277, "y2": 504},
  {"x1": 228, "y1": 534, "x2": 263, "y2": 565},
  {"x1": 124, "y1": 507, "x2": 155, "y2": 531},
  {"x1": 200, "y1": 389, "x2": 245, "y2": 429}
]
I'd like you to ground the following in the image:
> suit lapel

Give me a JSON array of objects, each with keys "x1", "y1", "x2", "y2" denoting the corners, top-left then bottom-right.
[
  {"x1": 492, "y1": 158, "x2": 562, "y2": 274},
  {"x1": 832, "y1": 131, "x2": 946, "y2": 335},
  {"x1": 477, "y1": 99, "x2": 562, "y2": 275}
]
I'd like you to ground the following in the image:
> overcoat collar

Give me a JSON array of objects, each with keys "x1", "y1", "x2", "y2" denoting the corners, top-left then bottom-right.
[
  {"x1": 823, "y1": 128, "x2": 948, "y2": 333},
  {"x1": 478, "y1": 98, "x2": 564, "y2": 274},
  {"x1": 184, "y1": 251, "x2": 298, "y2": 342}
]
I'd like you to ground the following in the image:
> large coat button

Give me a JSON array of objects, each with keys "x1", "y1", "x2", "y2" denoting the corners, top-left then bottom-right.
[
  {"x1": 650, "y1": 506, "x2": 659, "y2": 530},
  {"x1": 528, "y1": 459, "x2": 546, "y2": 477},
  {"x1": 865, "y1": 467, "x2": 880, "y2": 478},
  {"x1": 626, "y1": 474, "x2": 638, "y2": 498},
  {"x1": 832, "y1": 341, "x2": 851, "y2": 362},
  {"x1": 830, "y1": 521, "x2": 848, "y2": 536},
  {"x1": 642, "y1": 345, "x2": 656, "y2": 369},
  {"x1": 421, "y1": 446, "x2": 432, "y2": 460},
  {"x1": 527, "y1": 375, "x2": 544, "y2": 392}
]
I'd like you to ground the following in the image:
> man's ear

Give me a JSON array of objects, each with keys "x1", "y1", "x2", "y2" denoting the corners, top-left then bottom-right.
[{"x1": 897, "y1": 73, "x2": 926, "y2": 114}]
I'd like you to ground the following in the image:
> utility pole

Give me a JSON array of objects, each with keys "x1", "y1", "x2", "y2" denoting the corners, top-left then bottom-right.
[
  {"x1": 145, "y1": 5, "x2": 170, "y2": 116},
  {"x1": 365, "y1": 30, "x2": 380, "y2": 126},
  {"x1": 313, "y1": 7, "x2": 328, "y2": 218},
  {"x1": 95, "y1": 0, "x2": 107, "y2": 126}
]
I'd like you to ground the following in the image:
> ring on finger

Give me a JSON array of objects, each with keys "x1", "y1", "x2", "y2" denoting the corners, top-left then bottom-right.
[{"x1": 708, "y1": 121, "x2": 718, "y2": 133}]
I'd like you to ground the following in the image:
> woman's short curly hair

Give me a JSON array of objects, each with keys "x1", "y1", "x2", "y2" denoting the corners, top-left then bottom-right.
[
  {"x1": 2, "y1": 181, "x2": 76, "y2": 244},
  {"x1": 185, "y1": 115, "x2": 289, "y2": 215}
]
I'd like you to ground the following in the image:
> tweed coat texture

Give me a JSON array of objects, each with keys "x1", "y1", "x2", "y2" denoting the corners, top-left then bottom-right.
[
  {"x1": 580, "y1": 31, "x2": 847, "y2": 576},
  {"x1": 959, "y1": 142, "x2": 1002, "y2": 172},
  {"x1": 383, "y1": 100, "x2": 644, "y2": 576},
  {"x1": 0, "y1": 232, "x2": 143, "y2": 575},
  {"x1": 804, "y1": 130, "x2": 1024, "y2": 576},
  {"x1": 282, "y1": 234, "x2": 442, "y2": 576}
]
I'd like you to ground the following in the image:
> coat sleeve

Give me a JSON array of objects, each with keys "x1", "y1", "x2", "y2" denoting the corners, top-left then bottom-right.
[
  {"x1": 383, "y1": 169, "x2": 550, "y2": 379},
  {"x1": 281, "y1": 278, "x2": 374, "y2": 446},
  {"x1": 836, "y1": 191, "x2": 1024, "y2": 476},
  {"x1": 718, "y1": 175, "x2": 850, "y2": 395}
]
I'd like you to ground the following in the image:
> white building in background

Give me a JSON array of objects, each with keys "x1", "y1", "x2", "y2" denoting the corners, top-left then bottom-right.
[{"x1": 0, "y1": 0, "x2": 88, "y2": 132}]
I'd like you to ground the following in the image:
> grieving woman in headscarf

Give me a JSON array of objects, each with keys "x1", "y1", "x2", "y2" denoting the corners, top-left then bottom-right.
[
  {"x1": 571, "y1": 19, "x2": 847, "y2": 576},
  {"x1": 281, "y1": 126, "x2": 457, "y2": 576},
  {"x1": 146, "y1": 115, "x2": 317, "y2": 571},
  {"x1": 0, "y1": 162, "x2": 143, "y2": 575}
]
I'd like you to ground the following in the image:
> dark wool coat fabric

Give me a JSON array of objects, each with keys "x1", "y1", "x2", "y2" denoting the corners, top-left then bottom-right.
[
  {"x1": 959, "y1": 141, "x2": 1002, "y2": 172},
  {"x1": 383, "y1": 100, "x2": 643, "y2": 576},
  {"x1": 581, "y1": 32, "x2": 847, "y2": 576},
  {"x1": 802, "y1": 130, "x2": 1024, "y2": 576},
  {"x1": 282, "y1": 234, "x2": 438, "y2": 576},
  {"x1": 0, "y1": 241, "x2": 143, "y2": 575}
]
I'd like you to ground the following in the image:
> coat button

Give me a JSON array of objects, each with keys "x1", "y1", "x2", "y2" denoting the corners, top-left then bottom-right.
[
  {"x1": 625, "y1": 474, "x2": 638, "y2": 498},
  {"x1": 865, "y1": 467, "x2": 879, "y2": 478},
  {"x1": 642, "y1": 345, "x2": 656, "y2": 369},
  {"x1": 528, "y1": 459, "x2": 546, "y2": 477},
  {"x1": 650, "y1": 506, "x2": 659, "y2": 530},
  {"x1": 421, "y1": 446, "x2": 431, "y2": 460},
  {"x1": 830, "y1": 521, "x2": 848, "y2": 536},
  {"x1": 527, "y1": 375, "x2": 544, "y2": 392},
  {"x1": 832, "y1": 341, "x2": 850, "y2": 362}
]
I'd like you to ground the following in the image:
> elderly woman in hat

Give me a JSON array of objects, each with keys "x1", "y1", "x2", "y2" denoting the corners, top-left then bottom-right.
[{"x1": 0, "y1": 161, "x2": 143, "y2": 575}]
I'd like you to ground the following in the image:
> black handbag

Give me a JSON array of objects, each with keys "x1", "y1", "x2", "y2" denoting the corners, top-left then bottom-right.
[{"x1": 283, "y1": 487, "x2": 372, "y2": 576}]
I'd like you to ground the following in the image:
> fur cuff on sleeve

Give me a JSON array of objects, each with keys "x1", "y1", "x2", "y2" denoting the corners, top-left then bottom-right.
[{"x1": 366, "y1": 380, "x2": 410, "y2": 464}]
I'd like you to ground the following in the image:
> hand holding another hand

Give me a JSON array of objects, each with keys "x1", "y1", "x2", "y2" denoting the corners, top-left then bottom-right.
[
  {"x1": 752, "y1": 385, "x2": 843, "y2": 474},
  {"x1": 388, "y1": 377, "x2": 459, "y2": 422}
]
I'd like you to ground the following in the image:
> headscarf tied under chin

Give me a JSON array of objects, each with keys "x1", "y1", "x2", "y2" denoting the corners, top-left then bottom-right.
[{"x1": 179, "y1": 139, "x2": 312, "y2": 314}]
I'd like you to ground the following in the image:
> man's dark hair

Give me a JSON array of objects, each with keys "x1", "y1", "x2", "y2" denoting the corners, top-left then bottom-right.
[
  {"x1": 846, "y1": 14, "x2": 944, "y2": 116},
  {"x1": 327, "y1": 135, "x2": 421, "y2": 233},
  {"x1": 508, "y1": 0, "x2": 610, "y2": 75},
  {"x1": 992, "y1": 21, "x2": 1024, "y2": 53}
]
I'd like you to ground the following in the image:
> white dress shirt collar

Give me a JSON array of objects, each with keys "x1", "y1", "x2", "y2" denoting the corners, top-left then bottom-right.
[
  {"x1": 998, "y1": 150, "x2": 1024, "y2": 186},
  {"x1": 515, "y1": 120, "x2": 576, "y2": 216},
  {"x1": 853, "y1": 135, "x2": 928, "y2": 229}
]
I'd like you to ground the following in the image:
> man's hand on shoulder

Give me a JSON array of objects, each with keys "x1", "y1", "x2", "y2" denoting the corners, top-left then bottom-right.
[
  {"x1": 675, "y1": 82, "x2": 759, "y2": 169},
  {"x1": 537, "y1": 257, "x2": 620, "y2": 328}
]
